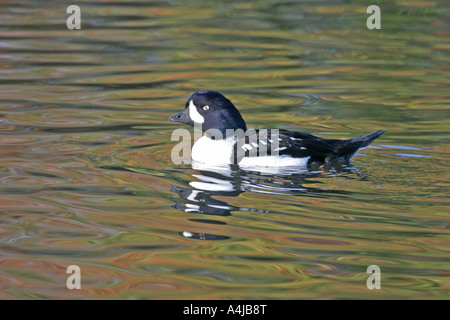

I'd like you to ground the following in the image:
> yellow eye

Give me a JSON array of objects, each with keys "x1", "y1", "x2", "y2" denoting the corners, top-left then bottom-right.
[{"x1": 202, "y1": 105, "x2": 210, "y2": 111}]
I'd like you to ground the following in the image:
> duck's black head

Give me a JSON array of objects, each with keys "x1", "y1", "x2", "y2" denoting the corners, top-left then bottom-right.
[{"x1": 169, "y1": 90, "x2": 247, "y2": 137}]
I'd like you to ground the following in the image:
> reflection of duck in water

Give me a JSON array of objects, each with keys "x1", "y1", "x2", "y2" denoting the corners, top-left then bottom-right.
[
  {"x1": 172, "y1": 165, "x2": 248, "y2": 220},
  {"x1": 169, "y1": 90, "x2": 385, "y2": 169},
  {"x1": 171, "y1": 165, "x2": 239, "y2": 240},
  {"x1": 171, "y1": 157, "x2": 370, "y2": 240},
  {"x1": 171, "y1": 164, "x2": 331, "y2": 240},
  {"x1": 172, "y1": 163, "x2": 311, "y2": 214},
  {"x1": 171, "y1": 186, "x2": 237, "y2": 217}
]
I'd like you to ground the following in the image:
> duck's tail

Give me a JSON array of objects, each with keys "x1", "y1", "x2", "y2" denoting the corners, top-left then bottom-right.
[{"x1": 326, "y1": 130, "x2": 386, "y2": 161}]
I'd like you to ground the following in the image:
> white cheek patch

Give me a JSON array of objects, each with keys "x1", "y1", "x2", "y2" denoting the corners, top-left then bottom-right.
[{"x1": 189, "y1": 100, "x2": 205, "y2": 124}]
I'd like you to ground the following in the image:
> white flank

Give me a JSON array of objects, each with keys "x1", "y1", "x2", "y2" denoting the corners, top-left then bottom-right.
[
  {"x1": 189, "y1": 100, "x2": 204, "y2": 123},
  {"x1": 239, "y1": 155, "x2": 310, "y2": 167}
]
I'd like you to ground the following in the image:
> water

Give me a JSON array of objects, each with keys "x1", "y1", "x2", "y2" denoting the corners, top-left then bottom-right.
[{"x1": 0, "y1": 0, "x2": 449, "y2": 299}]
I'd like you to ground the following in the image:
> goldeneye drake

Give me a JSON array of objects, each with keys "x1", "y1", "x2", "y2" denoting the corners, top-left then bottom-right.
[{"x1": 169, "y1": 90, "x2": 385, "y2": 167}]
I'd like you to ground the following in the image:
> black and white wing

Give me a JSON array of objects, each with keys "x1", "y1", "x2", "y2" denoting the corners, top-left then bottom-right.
[{"x1": 232, "y1": 129, "x2": 336, "y2": 164}]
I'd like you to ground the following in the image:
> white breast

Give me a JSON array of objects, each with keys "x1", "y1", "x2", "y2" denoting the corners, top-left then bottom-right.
[{"x1": 191, "y1": 136, "x2": 235, "y2": 165}]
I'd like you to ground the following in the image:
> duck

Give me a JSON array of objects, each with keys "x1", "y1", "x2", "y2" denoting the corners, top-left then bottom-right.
[{"x1": 169, "y1": 90, "x2": 385, "y2": 168}]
